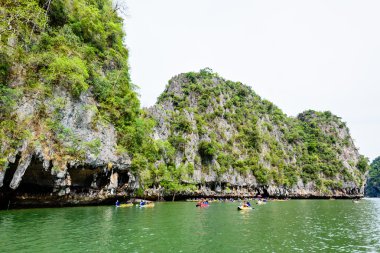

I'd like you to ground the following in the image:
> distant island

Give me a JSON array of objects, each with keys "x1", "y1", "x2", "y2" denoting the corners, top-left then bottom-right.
[
  {"x1": 365, "y1": 157, "x2": 380, "y2": 197},
  {"x1": 0, "y1": 0, "x2": 369, "y2": 208}
]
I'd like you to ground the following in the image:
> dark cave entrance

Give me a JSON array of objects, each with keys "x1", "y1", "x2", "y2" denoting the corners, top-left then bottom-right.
[
  {"x1": 2, "y1": 155, "x2": 54, "y2": 194},
  {"x1": 262, "y1": 188, "x2": 269, "y2": 198},
  {"x1": 0, "y1": 156, "x2": 55, "y2": 209},
  {"x1": 16, "y1": 157, "x2": 54, "y2": 194},
  {"x1": 68, "y1": 166, "x2": 107, "y2": 194}
]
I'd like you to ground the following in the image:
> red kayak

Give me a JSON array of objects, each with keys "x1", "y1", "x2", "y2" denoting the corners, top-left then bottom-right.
[{"x1": 196, "y1": 203, "x2": 209, "y2": 207}]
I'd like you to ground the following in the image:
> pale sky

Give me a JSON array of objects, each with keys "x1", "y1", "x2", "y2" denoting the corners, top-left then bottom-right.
[{"x1": 123, "y1": 0, "x2": 380, "y2": 160}]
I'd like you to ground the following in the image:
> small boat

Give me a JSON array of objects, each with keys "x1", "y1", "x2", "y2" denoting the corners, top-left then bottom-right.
[
  {"x1": 139, "y1": 202, "x2": 155, "y2": 208},
  {"x1": 196, "y1": 203, "x2": 209, "y2": 208},
  {"x1": 237, "y1": 206, "x2": 253, "y2": 210},
  {"x1": 119, "y1": 203, "x2": 133, "y2": 208}
]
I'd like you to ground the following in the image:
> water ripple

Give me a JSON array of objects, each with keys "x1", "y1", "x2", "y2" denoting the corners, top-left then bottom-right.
[{"x1": 0, "y1": 200, "x2": 380, "y2": 252}]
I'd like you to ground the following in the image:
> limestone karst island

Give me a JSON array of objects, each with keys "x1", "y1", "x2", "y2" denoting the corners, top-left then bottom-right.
[{"x1": 1, "y1": 0, "x2": 380, "y2": 252}]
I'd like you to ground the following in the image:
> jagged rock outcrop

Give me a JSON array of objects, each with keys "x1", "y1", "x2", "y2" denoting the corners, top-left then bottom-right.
[
  {"x1": 0, "y1": 0, "x2": 140, "y2": 208},
  {"x1": 0, "y1": 0, "x2": 369, "y2": 208},
  {"x1": 4, "y1": 88, "x2": 129, "y2": 184},
  {"x1": 1, "y1": 67, "x2": 368, "y2": 208},
  {"x1": 0, "y1": 87, "x2": 134, "y2": 205},
  {"x1": 147, "y1": 69, "x2": 368, "y2": 198}
]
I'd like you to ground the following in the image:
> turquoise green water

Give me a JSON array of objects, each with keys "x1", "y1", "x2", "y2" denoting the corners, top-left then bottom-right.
[{"x1": 1, "y1": 199, "x2": 380, "y2": 252}]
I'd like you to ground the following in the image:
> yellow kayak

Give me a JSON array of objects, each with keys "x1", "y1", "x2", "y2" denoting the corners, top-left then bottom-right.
[
  {"x1": 119, "y1": 203, "x2": 133, "y2": 208},
  {"x1": 237, "y1": 206, "x2": 253, "y2": 210},
  {"x1": 140, "y1": 203, "x2": 155, "y2": 208}
]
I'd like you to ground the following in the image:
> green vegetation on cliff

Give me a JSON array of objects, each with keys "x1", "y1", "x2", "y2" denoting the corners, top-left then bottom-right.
[
  {"x1": 0, "y1": 0, "x2": 152, "y2": 170},
  {"x1": 366, "y1": 157, "x2": 380, "y2": 197},
  {"x1": 0, "y1": 1, "x2": 368, "y2": 198},
  {"x1": 148, "y1": 69, "x2": 368, "y2": 195}
]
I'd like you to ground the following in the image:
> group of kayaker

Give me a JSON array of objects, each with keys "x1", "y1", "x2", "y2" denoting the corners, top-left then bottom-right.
[
  {"x1": 196, "y1": 199, "x2": 209, "y2": 207},
  {"x1": 115, "y1": 197, "x2": 284, "y2": 209}
]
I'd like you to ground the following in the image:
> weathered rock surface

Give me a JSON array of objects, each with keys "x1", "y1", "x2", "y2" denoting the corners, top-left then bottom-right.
[
  {"x1": 0, "y1": 0, "x2": 142, "y2": 209},
  {"x1": 0, "y1": 88, "x2": 133, "y2": 208},
  {"x1": 146, "y1": 71, "x2": 367, "y2": 199},
  {"x1": 0, "y1": 71, "x2": 368, "y2": 209}
]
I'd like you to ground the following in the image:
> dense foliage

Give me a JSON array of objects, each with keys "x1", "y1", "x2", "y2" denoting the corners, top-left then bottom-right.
[
  {"x1": 365, "y1": 157, "x2": 380, "y2": 197},
  {"x1": 0, "y1": 0, "x2": 150, "y2": 171},
  {"x1": 0, "y1": 1, "x2": 368, "y2": 197},
  {"x1": 0, "y1": 0, "x2": 197, "y2": 197},
  {"x1": 151, "y1": 69, "x2": 368, "y2": 193}
]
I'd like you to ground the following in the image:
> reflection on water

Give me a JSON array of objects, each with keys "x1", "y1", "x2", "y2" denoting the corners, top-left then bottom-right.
[{"x1": 0, "y1": 199, "x2": 380, "y2": 252}]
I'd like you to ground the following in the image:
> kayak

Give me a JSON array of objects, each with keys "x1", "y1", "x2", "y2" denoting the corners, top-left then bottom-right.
[
  {"x1": 119, "y1": 203, "x2": 133, "y2": 208},
  {"x1": 139, "y1": 203, "x2": 155, "y2": 208},
  {"x1": 257, "y1": 200, "x2": 266, "y2": 205},
  {"x1": 196, "y1": 203, "x2": 209, "y2": 208},
  {"x1": 237, "y1": 206, "x2": 253, "y2": 210}
]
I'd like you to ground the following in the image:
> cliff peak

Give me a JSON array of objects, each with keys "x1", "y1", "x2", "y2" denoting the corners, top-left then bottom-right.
[{"x1": 148, "y1": 69, "x2": 367, "y2": 198}]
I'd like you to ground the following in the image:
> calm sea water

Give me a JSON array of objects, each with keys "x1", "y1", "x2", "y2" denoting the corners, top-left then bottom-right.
[{"x1": 1, "y1": 199, "x2": 380, "y2": 253}]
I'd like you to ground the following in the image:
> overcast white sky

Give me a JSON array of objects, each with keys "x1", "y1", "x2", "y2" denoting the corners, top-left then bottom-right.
[{"x1": 123, "y1": 0, "x2": 380, "y2": 160}]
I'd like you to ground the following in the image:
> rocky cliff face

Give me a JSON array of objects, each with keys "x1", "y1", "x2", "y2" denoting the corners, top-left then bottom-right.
[
  {"x1": 0, "y1": 0, "x2": 141, "y2": 208},
  {"x1": 1, "y1": 88, "x2": 131, "y2": 195},
  {"x1": 0, "y1": 68, "x2": 368, "y2": 208},
  {"x1": 0, "y1": 1, "x2": 369, "y2": 209},
  {"x1": 147, "y1": 69, "x2": 367, "y2": 198}
]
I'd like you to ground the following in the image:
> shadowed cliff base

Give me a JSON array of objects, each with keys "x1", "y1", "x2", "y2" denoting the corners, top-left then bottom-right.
[{"x1": 0, "y1": 155, "x2": 364, "y2": 210}]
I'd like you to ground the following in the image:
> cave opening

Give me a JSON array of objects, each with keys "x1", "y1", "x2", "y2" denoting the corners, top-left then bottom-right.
[
  {"x1": 118, "y1": 170, "x2": 129, "y2": 187},
  {"x1": 262, "y1": 188, "x2": 269, "y2": 198},
  {"x1": 67, "y1": 165, "x2": 108, "y2": 194},
  {"x1": 208, "y1": 182, "x2": 216, "y2": 191},
  {"x1": 255, "y1": 188, "x2": 261, "y2": 197},
  {"x1": 15, "y1": 157, "x2": 54, "y2": 194}
]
